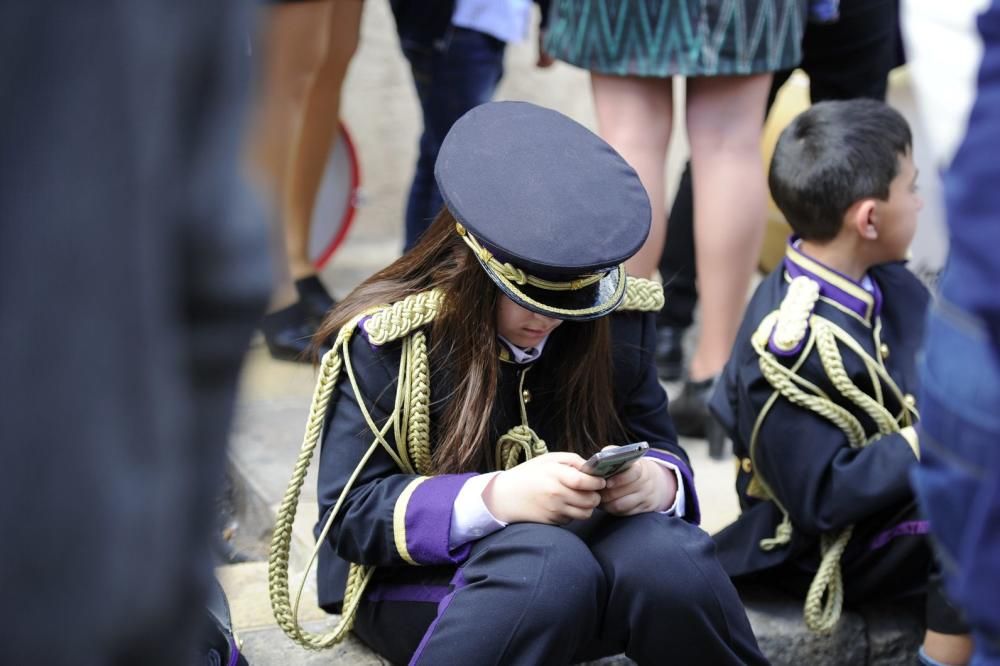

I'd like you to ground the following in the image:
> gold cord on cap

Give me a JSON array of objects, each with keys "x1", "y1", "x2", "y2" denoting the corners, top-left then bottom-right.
[{"x1": 455, "y1": 223, "x2": 607, "y2": 292}]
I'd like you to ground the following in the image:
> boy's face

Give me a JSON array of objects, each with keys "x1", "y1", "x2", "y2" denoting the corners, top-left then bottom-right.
[{"x1": 872, "y1": 152, "x2": 922, "y2": 261}]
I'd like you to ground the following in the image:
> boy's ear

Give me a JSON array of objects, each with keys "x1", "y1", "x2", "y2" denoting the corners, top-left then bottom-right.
[{"x1": 848, "y1": 199, "x2": 879, "y2": 241}]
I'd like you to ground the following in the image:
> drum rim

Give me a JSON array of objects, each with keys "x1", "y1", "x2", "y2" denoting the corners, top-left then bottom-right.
[{"x1": 313, "y1": 121, "x2": 361, "y2": 269}]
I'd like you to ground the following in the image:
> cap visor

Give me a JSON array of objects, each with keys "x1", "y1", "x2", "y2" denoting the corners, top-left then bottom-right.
[{"x1": 482, "y1": 261, "x2": 626, "y2": 321}]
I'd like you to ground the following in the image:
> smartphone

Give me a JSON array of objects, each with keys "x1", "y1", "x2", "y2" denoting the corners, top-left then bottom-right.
[{"x1": 581, "y1": 442, "x2": 649, "y2": 478}]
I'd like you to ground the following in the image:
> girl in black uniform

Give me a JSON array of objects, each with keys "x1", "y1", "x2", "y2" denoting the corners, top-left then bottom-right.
[{"x1": 271, "y1": 101, "x2": 766, "y2": 665}]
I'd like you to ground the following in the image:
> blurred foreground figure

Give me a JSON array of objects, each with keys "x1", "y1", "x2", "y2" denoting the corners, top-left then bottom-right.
[
  {"x1": 904, "y1": 1, "x2": 1000, "y2": 664},
  {"x1": 0, "y1": 2, "x2": 269, "y2": 664}
]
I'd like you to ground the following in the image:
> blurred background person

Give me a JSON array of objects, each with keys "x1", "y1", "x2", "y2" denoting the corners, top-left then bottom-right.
[
  {"x1": 544, "y1": 0, "x2": 807, "y2": 441},
  {"x1": 655, "y1": 0, "x2": 903, "y2": 446},
  {"x1": 0, "y1": 2, "x2": 270, "y2": 664},
  {"x1": 248, "y1": 0, "x2": 362, "y2": 361},
  {"x1": 905, "y1": 1, "x2": 1000, "y2": 663},
  {"x1": 394, "y1": 0, "x2": 548, "y2": 252}
]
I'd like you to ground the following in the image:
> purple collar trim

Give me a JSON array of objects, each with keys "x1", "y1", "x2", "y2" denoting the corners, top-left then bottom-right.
[{"x1": 784, "y1": 238, "x2": 882, "y2": 323}]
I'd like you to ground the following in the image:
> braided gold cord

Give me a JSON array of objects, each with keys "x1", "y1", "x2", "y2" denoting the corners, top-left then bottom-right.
[
  {"x1": 269, "y1": 289, "x2": 446, "y2": 650},
  {"x1": 495, "y1": 367, "x2": 549, "y2": 470},
  {"x1": 268, "y1": 317, "x2": 364, "y2": 649},
  {"x1": 496, "y1": 425, "x2": 549, "y2": 470},
  {"x1": 804, "y1": 527, "x2": 854, "y2": 633},
  {"x1": 619, "y1": 277, "x2": 664, "y2": 312},
  {"x1": 750, "y1": 312, "x2": 908, "y2": 633},
  {"x1": 772, "y1": 277, "x2": 820, "y2": 352},
  {"x1": 759, "y1": 513, "x2": 793, "y2": 552},
  {"x1": 755, "y1": 339, "x2": 867, "y2": 449},
  {"x1": 363, "y1": 290, "x2": 444, "y2": 346},
  {"x1": 403, "y1": 331, "x2": 432, "y2": 475},
  {"x1": 454, "y1": 223, "x2": 607, "y2": 291},
  {"x1": 815, "y1": 326, "x2": 898, "y2": 437},
  {"x1": 824, "y1": 317, "x2": 914, "y2": 425}
]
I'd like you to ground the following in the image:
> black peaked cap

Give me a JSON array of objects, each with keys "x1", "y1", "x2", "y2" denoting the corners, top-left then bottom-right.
[{"x1": 434, "y1": 101, "x2": 651, "y2": 320}]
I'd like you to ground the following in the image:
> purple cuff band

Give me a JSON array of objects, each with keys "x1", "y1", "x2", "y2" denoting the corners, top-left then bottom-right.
[
  {"x1": 645, "y1": 449, "x2": 701, "y2": 525},
  {"x1": 869, "y1": 519, "x2": 930, "y2": 550},
  {"x1": 405, "y1": 474, "x2": 476, "y2": 565}
]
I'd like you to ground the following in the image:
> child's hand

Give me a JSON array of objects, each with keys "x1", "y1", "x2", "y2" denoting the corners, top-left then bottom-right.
[
  {"x1": 600, "y1": 458, "x2": 677, "y2": 516},
  {"x1": 483, "y1": 452, "x2": 606, "y2": 525}
]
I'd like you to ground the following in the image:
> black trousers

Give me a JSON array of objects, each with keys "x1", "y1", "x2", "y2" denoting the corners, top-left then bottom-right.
[
  {"x1": 353, "y1": 512, "x2": 767, "y2": 665},
  {"x1": 657, "y1": 0, "x2": 900, "y2": 329}
]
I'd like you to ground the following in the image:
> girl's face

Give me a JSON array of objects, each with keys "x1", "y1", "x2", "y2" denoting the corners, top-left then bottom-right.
[{"x1": 496, "y1": 295, "x2": 563, "y2": 348}]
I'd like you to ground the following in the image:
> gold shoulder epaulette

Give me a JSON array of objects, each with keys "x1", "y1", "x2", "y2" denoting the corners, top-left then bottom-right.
[
  {"x1": 754, "y1": 276, "x2": 820, "y2": 357},
  {"x1": 618, "y1": 277, "x2": 664, "y2": 312},
  {"x1": 361, "y1": 288, "x2": 444, "y2": 346}
]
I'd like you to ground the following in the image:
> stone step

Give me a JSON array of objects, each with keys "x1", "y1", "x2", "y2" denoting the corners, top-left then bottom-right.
[
  {"x1": 221, "y1": 476, "x2": 922, "y2": 666},
  {"x1": 225, "y1": 385, "x2": 922, "y2": 665},
  {"x1": 238, "y1": 621, "x2": 387, "y2": 665},
  {"x1": 742, "y1": 585, "x2": 922, "y2": 666}
]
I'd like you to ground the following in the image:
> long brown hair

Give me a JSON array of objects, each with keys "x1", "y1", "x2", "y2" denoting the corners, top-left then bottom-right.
[{"x1": 316, "y1": 209, "x2": 625, "y2": 474}]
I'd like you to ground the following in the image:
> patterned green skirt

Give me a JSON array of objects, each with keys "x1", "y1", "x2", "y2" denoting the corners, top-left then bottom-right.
[{"x1": 545, "y1": 0, "x2": 807, "y2": 77}]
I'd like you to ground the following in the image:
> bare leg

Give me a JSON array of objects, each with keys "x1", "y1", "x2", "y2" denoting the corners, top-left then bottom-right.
[
  {"x1": 923, "y1": 630, "x2": 973, "y2": 665},
  {"x1": 285, "y1": 0, "x2": 363, "y2": 281},
  {"x1": 686, "y1": 74, "x2": 771, "y2": 381},
  {"x1": 247, "y1": 1, "x2": 330, "y2": 311},
  {"x1": 590, "y1": 73, "x2": 673, "y2": 279}
]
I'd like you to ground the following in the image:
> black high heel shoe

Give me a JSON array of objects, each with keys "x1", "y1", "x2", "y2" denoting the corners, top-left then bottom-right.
[
  {"x1": 295, "y1": 275, "x2": 336, "y2": 327},
  {"x1": 260, "y1": 301, "x2": 317, "y2": 363},
  {"x1": 655, "y1": 324, "x2": 686, "y2": 382},
  {"x1": 668, "y1": 376, "x2": 716, "y2": 436},
  {"x1": 705, "y1": 415, "x2": 729, "y2": 461},
  {"x1": 668, "y1": 375, "x2": 729, "y2": 459}
]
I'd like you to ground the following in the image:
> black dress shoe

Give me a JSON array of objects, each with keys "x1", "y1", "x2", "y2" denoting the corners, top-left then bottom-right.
[
  {"x1": 668, "y1": 375, "x2": 717, "y2": 438},
  {"x1": 655, "y1": 324, "x2": 686, "y2": 382},
  {"x1": 260, "y1": 301, "x2": 317, "y2": 363},
  {"x1": 295, "y1": 275, "x2": 336, "y2": 327}
]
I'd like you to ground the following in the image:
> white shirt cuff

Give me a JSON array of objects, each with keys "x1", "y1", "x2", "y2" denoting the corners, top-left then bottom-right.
[
  {"x1": 646, "y1": 458, "x2": 686, "y2": 518},
  {"x1": 449, "y1": 471, "x2": 508, "y2": 548}
]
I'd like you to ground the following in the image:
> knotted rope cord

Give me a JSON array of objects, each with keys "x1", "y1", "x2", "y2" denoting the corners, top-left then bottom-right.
[
  {"x1": 363, "y1": 289, "x2": 443, "y2": 346},
  {"x1": 269, "y1": 280, "x2": 664, "y2": 650},
  {"x1": 815, "y1": 325, "x2": 899, "y2": 437},
  {"x1": 750, "y1": 307, "x2": 910, "y2": 633},
  {"x1": 495, "y1": 366, "x2": 549, "y2": 470},
  {"x1": 268, "y1": 292, "x2": 437, "y2": 650},
  {"x1": 826, "y1": 317, "x2": 915, "y2": 426},
  {"x1": 620, "y1": 277, "x2": 665, "y2": 311}
]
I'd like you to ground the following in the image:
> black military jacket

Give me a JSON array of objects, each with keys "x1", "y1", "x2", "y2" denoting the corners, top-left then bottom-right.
[
  {"x1": 313, "y1": 309, "x2": 698, "y2": 611},
  {"x1": 710, "y1": 243, "x2": 929, "y2": 579}
]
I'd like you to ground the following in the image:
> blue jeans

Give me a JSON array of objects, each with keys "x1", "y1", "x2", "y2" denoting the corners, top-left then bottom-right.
[
  {"x1": 399, "y1": 26, "x2": 505, "y2": 251},
  {"x1": 915, "y1": 284, "x2": 1000, "y2": 664}
]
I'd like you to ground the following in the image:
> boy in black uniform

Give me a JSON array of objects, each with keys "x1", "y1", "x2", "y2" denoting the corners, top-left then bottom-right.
[{"x1": 710, "y1": 99, "x2": 972, "y2": 664}]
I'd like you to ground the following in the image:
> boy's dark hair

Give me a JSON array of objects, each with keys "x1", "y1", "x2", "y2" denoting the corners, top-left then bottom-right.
[{"x1": 768, "y1": 99, "x2": 912, "y2": 241}]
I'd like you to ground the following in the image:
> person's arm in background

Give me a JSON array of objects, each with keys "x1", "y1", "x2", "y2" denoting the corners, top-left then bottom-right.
[
  {"x1": 904, "y1": 0, "x2": 1000, "y2": 651},
  {"x1": 0, "y1": 3, "x2": 269, "y2": 664},
  {"x1": 534, "y1": 0, "x2": 555, "y2": 67}
]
